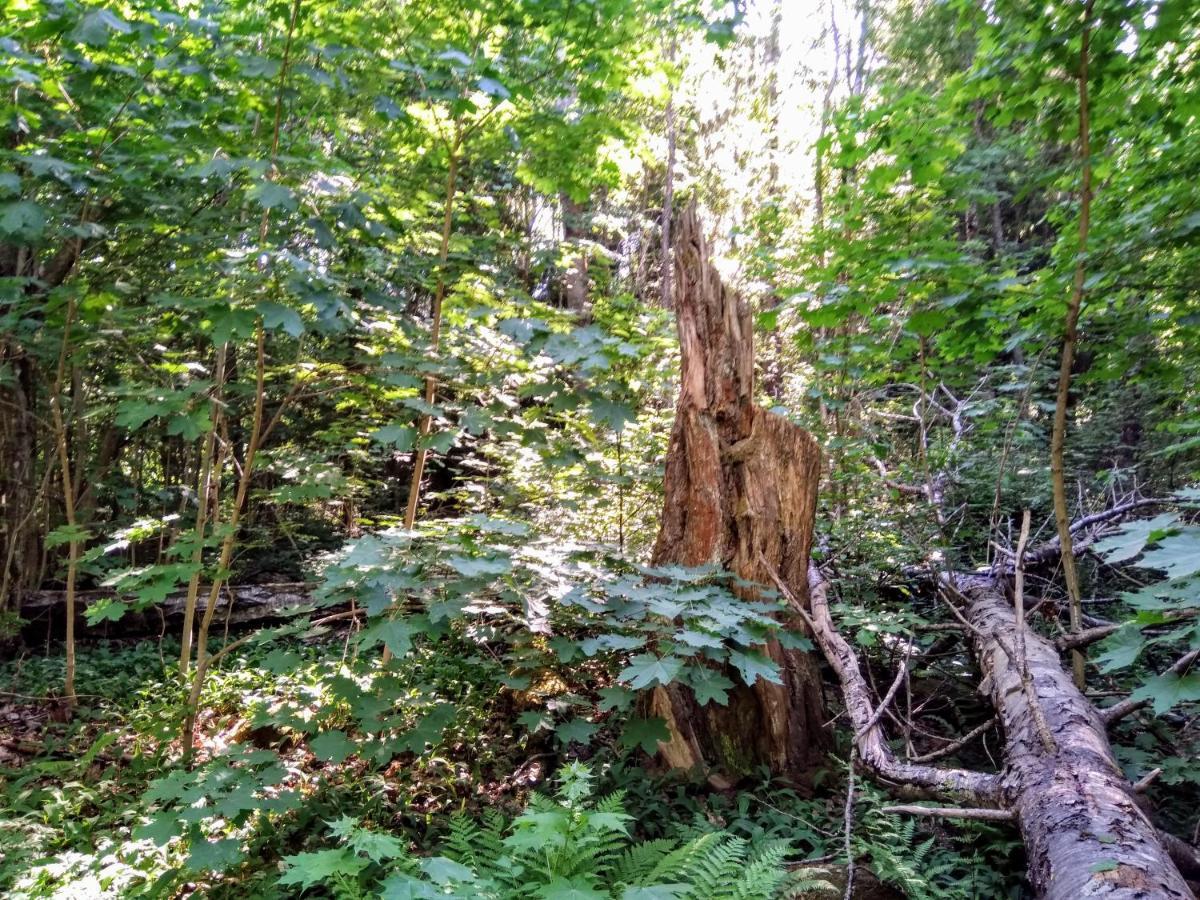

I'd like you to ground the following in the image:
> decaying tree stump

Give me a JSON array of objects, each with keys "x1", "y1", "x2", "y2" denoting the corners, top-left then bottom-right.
[{"x1": 647, "y1": 203, "x2": 827, "y2": 781}]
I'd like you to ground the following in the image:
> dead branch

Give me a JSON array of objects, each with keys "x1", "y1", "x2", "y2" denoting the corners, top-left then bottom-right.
[
  {"x1": 764, "y1": 558, "x2": 1002, "y2": 805},
  {"x1": 881, "y1": 805, "x2": 1016, "y2": 822}
]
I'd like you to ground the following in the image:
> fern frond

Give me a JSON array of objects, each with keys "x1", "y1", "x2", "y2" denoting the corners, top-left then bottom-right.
[{"x1": 614, "y1": 838, "x2": 678, "y2": 884}]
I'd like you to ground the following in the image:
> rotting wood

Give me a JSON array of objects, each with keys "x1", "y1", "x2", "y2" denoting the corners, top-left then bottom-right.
[{"x1": 646, "y1": 202, "x2": 827, "y2": 780}]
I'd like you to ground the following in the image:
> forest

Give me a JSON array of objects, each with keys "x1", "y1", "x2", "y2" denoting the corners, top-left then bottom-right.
[{"x1": 2, "y1": 0, "x2": 1199, "y2": 896}]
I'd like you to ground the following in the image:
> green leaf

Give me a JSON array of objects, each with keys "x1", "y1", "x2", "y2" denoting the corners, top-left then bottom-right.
[
  {"x1": 518, "y1": 710, "x2": 553, "y2": 732},
  {"x1": 371, "y1": 423, "x2": 417, "y2": 449},
  {"x1": 580, "y1": 633, "x2": 646, "y2": 655},
  {"x1": 279, "y1": 848, "x2": 368, "y2": 888},
  {"x1": 590, "y1": 398, "x2": 636, "y2": 432},
  {"x1": 597, "y1": 686, "x2": 634, "y2": 712},
  {"x1": 728, "y1": 649, "x2": 783, "y2": 686},
  {"x1": 685, "y1": 667, "x2": 735, "y2": 706},
  {"x1": 555, "y1": 718, "x2": 599, "y2": 745},
  {"x1": 539, "y1": 878, "x2": 607, "y2": 900},
  {"x1": 420, "y1": 856, "x2": 475, "y2": 884},
  {"x1": 83, "y1": 597, "x2": 129, "y2": 625},
  {"x1": 618, "y1": 654, "x2": 684, "y2": 689},
  {"x1": 1095, "y1": 626, "x2": 1147, "y2": 673},
  {"x1": 346, "y1": 827, "x2": 405, "y2": 863},
  {"x1": 397, "y1": 703, "x2": 456, "y2": 753},
  {"x1": 134, "y1": 812, "x2": 181, "y2": 847},
  {"x1": 361, "y1": 618, "x2": 418, "y2": 658},
  {"x1": 258, "y1": 301, "x2": 304, "y2": 337},
  {"x1": 620, "y1": 717, "x2": 670, "y2": 755},
  {"x1": 260, "y1": 649, "x2": 302, "y2": 674},
  {"x1": 309, "y1": 729, "x2": 355, "y2": 763},
  {"x1": 1093, "y1": 514, "x2": 1178, "y2": 564},
  {"x1": 1127, "y1": 672, "x2": 1200, "y2": 716},
  {"x1": 186, "y1": 837, "x2": 243, "y2": 872},
  {"x1": 380, "y1": 873, "x2": 440, "y2": 899},
  {"x1": 478, "y1": 76, "x2": 511, "y2": 100},
  {"x1": 71, "y1": 9, "x2": 131, "y2": 46},
  {"x1": 0, "y1": 201, "x2": 45, "y2": 240},
  {"x1": 1138, "y1": 530, "x2": 1200, "y2": 580},
  {"x1": 248, "y1": 180, "x2": 296, "y2": 211},
  {"x1": 447, "y1": 554, "x2": 511, "y2": 578},
  {"x1": 622, "y1": 888, "x2": 689, "y2": 900}
]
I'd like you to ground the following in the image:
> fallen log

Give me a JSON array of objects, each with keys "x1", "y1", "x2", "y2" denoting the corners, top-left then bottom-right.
[
  {"x1": 794, "y1": 563, "x2": 1195, "y2": 897},
  {"x1": 962, "y1": 578, "x2": 1193, "y2": 898},
  {"x1": 16, "y1": 583, "x2": 315, "y2": 639}
]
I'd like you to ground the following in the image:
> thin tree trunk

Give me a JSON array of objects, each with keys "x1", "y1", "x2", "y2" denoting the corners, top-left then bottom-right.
[
  {"x1": 660, "y1": 18, "x2": 676, "y2": 308},
  {"x1": 179, "y1": 347, "x2": 227, "y2": 673},
  {"x1": 47, "y1": 297, "x2": 79, "y2": 707},
  {"x1": 403, "y1": 142, "x2": 461, "y2": 530},
  {"x1": 1050, "y1": 0, "x2": 1094, "y2": 690}
]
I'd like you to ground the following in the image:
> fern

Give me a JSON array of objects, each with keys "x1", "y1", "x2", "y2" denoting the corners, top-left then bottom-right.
[
  {"x1": 286, "y1": 765, "x2": 803, "y2": 899},
  {"x1": 613, "y1": 838, "x2": 678, "y2": 884}
]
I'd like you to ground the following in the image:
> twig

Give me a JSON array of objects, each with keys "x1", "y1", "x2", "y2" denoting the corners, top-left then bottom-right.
[
  {"x1": 1133, "y1": 768, "x2": 1162, "y2": 793},
  {"x1": 856, "y1": 637, "x2": 914, "y2": 740},
  {"x1": 910, "y1": 716, "x2": 998, "y2": 764}
]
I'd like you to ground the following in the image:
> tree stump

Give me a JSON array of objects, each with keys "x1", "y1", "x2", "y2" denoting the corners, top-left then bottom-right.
[{"x1": 647, "y1": 204, "x2": 827, "y2": 781}]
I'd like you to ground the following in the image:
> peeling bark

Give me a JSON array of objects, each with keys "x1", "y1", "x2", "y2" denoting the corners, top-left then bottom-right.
[
  {"x1": 647, "y1": 203, "x2": 827, "y2": 779},
  {"x1": 964, "y1": 579, "x2": 1192, "y2": 899}
]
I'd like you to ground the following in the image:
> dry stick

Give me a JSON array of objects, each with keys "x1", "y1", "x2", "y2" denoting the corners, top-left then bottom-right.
[
  {"x1": 986, "y1": 342, "x2": 1052, "y2": 569},
  {"x1": 1101, "y1": 648, "x2": 1200, "y2": 727},
  {"x1": 855, "y1": 636, "x2": 913, "y2": 740},
  {"x1": 1013, "y1": 509, "x2": 1056, "y2": 753},
  {"x1": 660, "y1": 13, "x2": 677, "y2": 308},
  {"x1": 180, "y1": 606, "x2": 366, "y2": 761},
  {"x1": 193, "y1": 326, "x2": 266, "y2": 671},
  {"x1": 1050, "y1": 0, "x2": 1094, "y2": 690},
  {"x1": 385, "y1": 135, "x2": 462, "y2": 665},
  {"x1": 909, "y1": 716, "x2": 997, "y2": 764},
  {"x1": 46, "y1": 295, "x2": 80, "y2": 707},
  {"x1": 1056, "y1": 608, "x2": 1198, "y2": 652},
  {"x1": 882, "y1": 805, "x2": 1016, "y2": 822},
  {"x1": 0, "y1": 452, "x2": 56, "y2": 614},
  {"x1": 179, "y1": 347, "x2": 227, "y2": 674}
]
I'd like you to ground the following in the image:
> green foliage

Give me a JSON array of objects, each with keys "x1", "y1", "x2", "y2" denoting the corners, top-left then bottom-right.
[{"x1": 278, "y1": 763, "x2": 833, "y2": 899}]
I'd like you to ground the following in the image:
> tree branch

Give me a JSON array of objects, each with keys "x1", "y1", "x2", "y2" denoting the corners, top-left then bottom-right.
[{"x1": 761, "y1": 557, "x2": 1002, "y2": 806}]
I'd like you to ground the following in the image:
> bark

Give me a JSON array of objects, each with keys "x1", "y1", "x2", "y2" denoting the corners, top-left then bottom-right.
[
  {"x1": 963, "y1": 578, "x2": 1192, "y2": 899},
  {"x1": 647, "y1": 204, "x2": 827, "y2": 781}
]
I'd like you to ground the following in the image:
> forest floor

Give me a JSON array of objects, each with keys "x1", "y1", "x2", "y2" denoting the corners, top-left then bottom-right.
[{"x1": 0, "y1": 631, "x2": 1024, "y2": 899}]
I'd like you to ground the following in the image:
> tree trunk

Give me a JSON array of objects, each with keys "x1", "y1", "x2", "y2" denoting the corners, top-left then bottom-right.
[
  {"x1": 647, "y1": 204, "x2": 827, "y2": 782},
  {"x1": 964, "y1": 579, "x2": 1192, "y2": 899},
  {"x1": 0, "y1": 350, "x2": 40, "y2": 616}
]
